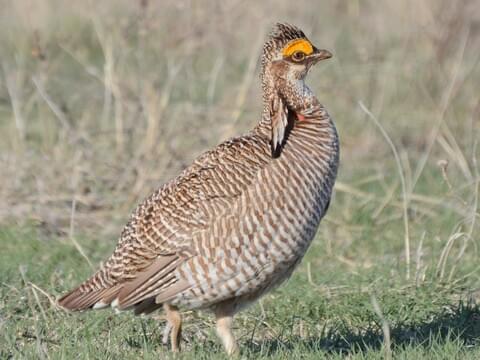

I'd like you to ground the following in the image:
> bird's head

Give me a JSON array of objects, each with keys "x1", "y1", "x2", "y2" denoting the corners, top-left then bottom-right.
[{"x1": 261, "y1": 23, "x2": 332, "y2": 88}]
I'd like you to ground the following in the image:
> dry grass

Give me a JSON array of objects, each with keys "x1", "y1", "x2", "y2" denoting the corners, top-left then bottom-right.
[{"x1": 0, "y1": 0, "x2": 478, "y2": 237}]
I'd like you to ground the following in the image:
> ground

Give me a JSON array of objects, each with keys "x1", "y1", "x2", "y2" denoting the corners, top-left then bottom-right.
[{"x1": 1, "y1": 1, "x2": 479, "y2": 359}]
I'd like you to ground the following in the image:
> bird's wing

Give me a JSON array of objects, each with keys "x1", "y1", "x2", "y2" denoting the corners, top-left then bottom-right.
[
  {"x1": 58, "y1": 132, "x2": 271, "y2": 311},
  {"x1": 151, "y1": 155, "x2": 295, "y2": 308}
]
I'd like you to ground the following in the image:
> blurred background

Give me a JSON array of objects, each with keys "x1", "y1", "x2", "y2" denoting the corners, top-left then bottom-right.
[
  {"x1": 1, "y1": 0, "x2": 478, "y2": 237},
  {"x1": 1, "y1": 0, "x2": 479, "y2": 357}
]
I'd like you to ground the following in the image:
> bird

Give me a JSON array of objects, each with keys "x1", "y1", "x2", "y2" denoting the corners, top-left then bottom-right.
[{"x1": 58, "y1": 22, "x2": 339, "y2": 355}]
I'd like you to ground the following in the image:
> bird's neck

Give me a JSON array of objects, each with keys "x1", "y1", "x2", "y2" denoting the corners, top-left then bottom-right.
[{"x1": 257, "y1": 75, "x2": 327, "y2": 135}]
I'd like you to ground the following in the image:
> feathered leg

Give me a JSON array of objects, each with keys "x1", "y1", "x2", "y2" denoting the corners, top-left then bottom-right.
[
  {"x1": 163, "y1": 303, "x2": 182, "y2": 352},
  {"x1": 215, "y1": 305, "x2": 239, "y2": 356}
]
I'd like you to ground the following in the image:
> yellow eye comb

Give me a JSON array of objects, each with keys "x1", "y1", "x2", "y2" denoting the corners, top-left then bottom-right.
[{"x1": 282, "y1": 39, "x2": 313, "y2": 57}]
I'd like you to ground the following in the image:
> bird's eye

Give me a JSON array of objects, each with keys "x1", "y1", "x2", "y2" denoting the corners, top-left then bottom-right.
[{"x1": 292, "y1": 51, "x2": 305, "y2": 62}]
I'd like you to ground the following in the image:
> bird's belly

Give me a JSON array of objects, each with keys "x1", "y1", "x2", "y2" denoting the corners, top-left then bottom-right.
[{"x1": 170, "y1": 207, "x2": 323, "y2": 310}]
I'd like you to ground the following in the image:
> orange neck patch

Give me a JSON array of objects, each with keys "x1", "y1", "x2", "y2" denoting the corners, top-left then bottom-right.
[{"x1": 282, "y1": 39, "x2": 313, "y2": 57}]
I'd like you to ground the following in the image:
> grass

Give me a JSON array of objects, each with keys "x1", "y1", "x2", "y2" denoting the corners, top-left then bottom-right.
[{"x1": 1, "y1": 0, "x2": 479, "y2": 358}]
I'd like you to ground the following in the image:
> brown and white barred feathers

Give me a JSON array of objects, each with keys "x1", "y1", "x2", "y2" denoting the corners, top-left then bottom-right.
[{"x1": 58, "y1": 22, "x2": 338, "y2": 353}]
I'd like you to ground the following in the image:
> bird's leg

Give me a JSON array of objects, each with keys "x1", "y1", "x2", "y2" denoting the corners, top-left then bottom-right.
[
  {"x1": 161, "y1": 321, "x2": 172, "y2": 345},
  {"x1": 163, "y1": 303, "x2": 182, "y2": 352},
  {"x1": 215, "y1": 308, "x2": 239, "y2": 356}
]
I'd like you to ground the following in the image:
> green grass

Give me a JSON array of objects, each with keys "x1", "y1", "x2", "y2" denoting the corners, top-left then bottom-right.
[
  {"x1": 1, "y1": 0, "x2": 480, "y2": 358},
  {"x1": 2, "y1": 216, "x2": 480, "y2": 359}
]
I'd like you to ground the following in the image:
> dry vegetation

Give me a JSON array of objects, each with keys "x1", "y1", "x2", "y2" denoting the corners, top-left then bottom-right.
[{"x1": 1, "y1": 0, "x2": 480, "y2": 358}]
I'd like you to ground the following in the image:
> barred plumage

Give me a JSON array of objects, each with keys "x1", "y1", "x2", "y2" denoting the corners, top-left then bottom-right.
[{"x1": 58, "y1": 23, "x2": 339, "y2": 355}]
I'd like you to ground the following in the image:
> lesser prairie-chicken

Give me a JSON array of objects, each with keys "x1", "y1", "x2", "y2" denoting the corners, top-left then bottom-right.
[{"x1": 58, "y1": 23, "x2": 339, "y2": 355}]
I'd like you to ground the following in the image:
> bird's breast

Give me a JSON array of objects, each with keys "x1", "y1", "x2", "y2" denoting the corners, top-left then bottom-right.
[{"x1": 172, "y1": 118, "x2": 338, "y2": 309}]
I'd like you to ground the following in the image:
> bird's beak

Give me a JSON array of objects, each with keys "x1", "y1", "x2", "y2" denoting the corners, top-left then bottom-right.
[{"x1": 307, "y1": 48, "x2": 333, "y2": 65}]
